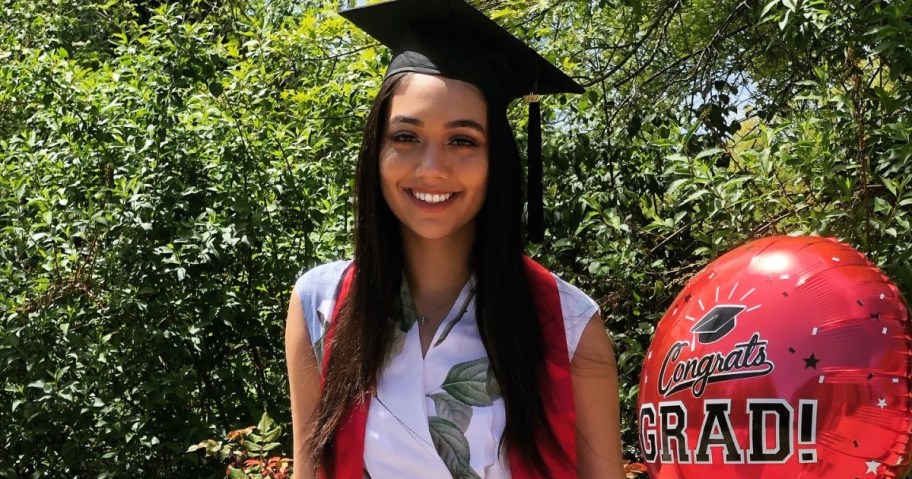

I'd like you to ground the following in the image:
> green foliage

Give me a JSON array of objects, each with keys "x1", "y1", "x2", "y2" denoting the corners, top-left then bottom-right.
[
  {"x1": 188, "y1": 413, "x2": 292, "y2": 479},
  {"x1": 0, "y1": 0, "x2": 378, "y2": 475},
  {"x1": 500, "y1": 0, "x2": 912, "y2": 457},
  {"x1": 0, "y1": 0, "x2": 909, "y2": 475}
]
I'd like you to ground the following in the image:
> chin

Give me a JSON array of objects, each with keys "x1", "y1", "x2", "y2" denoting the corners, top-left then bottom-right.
[{"x1": 402, "y1": 221, "x2": 477, "y2": 243}]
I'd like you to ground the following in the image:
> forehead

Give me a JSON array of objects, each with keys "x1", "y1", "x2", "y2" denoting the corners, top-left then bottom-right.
[{"x1": 388, "y1": 73, "x2": 487, "y2": 122}]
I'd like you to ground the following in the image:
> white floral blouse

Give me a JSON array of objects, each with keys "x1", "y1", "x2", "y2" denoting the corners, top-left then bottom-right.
[{"x1": 295, "y1": 260, "x2": 598, "y2": 478}]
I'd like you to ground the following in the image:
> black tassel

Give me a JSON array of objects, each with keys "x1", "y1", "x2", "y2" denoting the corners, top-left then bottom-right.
[{"x1": 527, "y1": 98, "x2": 543, "y2": 243}]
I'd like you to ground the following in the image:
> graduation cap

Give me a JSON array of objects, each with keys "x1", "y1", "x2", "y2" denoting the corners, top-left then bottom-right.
[
  {"x1": 689, "y1": 305, "x2": 746, "y2": 344},
  {"x1": 340, "y1": 0, "x2": 585, "y2": 243}
]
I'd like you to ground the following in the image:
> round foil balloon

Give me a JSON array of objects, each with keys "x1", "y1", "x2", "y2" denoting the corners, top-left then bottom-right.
[{"x1": 637, "y1": 236, "x2": 911, "y2": 478}]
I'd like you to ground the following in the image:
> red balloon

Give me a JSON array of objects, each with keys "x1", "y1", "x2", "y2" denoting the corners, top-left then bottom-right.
[{"x1": 637, "y1": 236, "x2": 911, "y2": 478}]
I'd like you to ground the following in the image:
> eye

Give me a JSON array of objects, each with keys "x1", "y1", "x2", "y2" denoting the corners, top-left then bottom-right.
[
  {"x1": 388, "y1": 131, "x2": 419, "y2": 143},
  {"x1": 450, "y1": 135, "x2": 480, "y2": 147}
]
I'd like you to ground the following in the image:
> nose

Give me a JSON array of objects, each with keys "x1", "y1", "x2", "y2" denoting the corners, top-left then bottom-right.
[{"x1": 414, "y1": 143, "x2": 448, "y2": 179}]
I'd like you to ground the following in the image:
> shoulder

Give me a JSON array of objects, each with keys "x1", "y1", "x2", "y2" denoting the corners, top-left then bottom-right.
[
  {"x1": 294, "y1": 259, "x2": 352, "y2": 346},
  {"x1": 550, "y1": 272, "x2": 600, "y2": 360},
  {"x1": 523, "y1": 258, "x2": 600, "y2": 360},
  {"x1": 294, "y1": 259, "x2": 352, "y2": 300},
  {"x1": 551, "y1": 273, "x2": 599, "y2": 322}
]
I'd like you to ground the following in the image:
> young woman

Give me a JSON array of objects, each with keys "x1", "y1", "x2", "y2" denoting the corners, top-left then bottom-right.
[{"x1": 285, "y1": 1, "x2": 624, "y2": 478}]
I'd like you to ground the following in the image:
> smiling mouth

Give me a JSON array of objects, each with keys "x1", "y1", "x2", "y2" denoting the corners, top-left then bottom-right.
[{"x1": 409, "y1": 190, "x2": 456, "y2": 204}]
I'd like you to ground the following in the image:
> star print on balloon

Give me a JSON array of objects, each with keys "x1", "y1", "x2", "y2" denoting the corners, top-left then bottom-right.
[
  {"x1": 803, "y1": 353, "x2": 820, "y2": 369},
  {"x1": 866, "y1": 460, "x2": 881, "y2": 474},
  {"x1": 638, "y1": 236, "x2": 912, "y2": 479}
]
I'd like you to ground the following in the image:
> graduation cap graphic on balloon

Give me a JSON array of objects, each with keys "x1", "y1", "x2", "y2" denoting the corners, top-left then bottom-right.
[{"x1": 689, "y1": 305, "x2": 747, "y2": 345}]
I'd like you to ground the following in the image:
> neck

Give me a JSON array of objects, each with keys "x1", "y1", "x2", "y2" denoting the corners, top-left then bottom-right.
[{"x1": 401, "y1": 224, "x2": 474, "y2": 303}]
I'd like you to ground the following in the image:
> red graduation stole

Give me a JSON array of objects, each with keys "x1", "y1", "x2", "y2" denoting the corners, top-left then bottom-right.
[{"x1": 320, "y1": 257, "x2": 577, "y2": 478}]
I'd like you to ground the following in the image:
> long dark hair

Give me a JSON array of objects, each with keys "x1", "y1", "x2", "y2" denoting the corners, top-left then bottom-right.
[{"x1": 309, "y1": 72, "x2": 561, "y2": 476}]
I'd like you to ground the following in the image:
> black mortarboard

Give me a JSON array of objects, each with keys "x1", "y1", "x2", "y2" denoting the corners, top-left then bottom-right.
[
  {"x1": 340, "y1": 0, "x2": 585, "y2": 243},
  {"x1": 689, "y1": 306, "x2": 746, "y2": 344}
]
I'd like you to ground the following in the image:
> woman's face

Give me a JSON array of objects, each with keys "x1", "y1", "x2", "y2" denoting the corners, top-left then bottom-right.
[{"x1": 380, "y1": 73, "x2": 489, "y2": 244}]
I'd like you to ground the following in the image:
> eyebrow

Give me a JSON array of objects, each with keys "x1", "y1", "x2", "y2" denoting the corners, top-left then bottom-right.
[{"x1": 389, "y1": 115, "x2": 486, "y2": 134}]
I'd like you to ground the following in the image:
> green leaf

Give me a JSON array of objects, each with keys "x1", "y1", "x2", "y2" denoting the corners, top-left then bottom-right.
[
  {"x1": 682, "y1": 189, "x2": 709, "y2": 205},
  {"x1": 667, "y1": 178, "x2": 690, "y2": 195},
  {"x1": 428, "y1": 393, "x2": 473, "y2": 432},
  {"x1": 256, "y1": 412, "x2": 274, "y2": 432},
  {"x1": 259, "y1": 428, "x2": 281, "y2": 443},
  {"x1": 883, "y1": 177, "x2": 897, "y2": 197},
  {"x1": 208, "y1": 81, "x2": 223, "y2": 97},
  {"x1": 432, "y1": 290, "x2": 475, "y2": 347},
  {"x1": 761, "y1": 0, "x2": 782, "y2": 18},
  {"x1": 428, "y1": 417, "x2": 481, "y2": 479},
  {"x1": 485, "y1": 365, "x2": 501, "y2": 402},
  {"x1": 779, "y1": 8, "x2": 792, "y2": 30},
  {"x1": 694, "y1": 148, "x2": 724, "y2": 160},
  {"x1": 440, "y1": 358, "x2": 496, "y2": 407},
  {"x1": 260, "y1": 441, "x2": 281, "y2": 451},
  {"x1": 227, "y1": 466, "x2": 248, "y2": 479}
]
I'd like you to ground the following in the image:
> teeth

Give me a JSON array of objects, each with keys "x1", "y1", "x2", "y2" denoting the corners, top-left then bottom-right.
[{"x1": 412, "y1": 190, "x2": 453, "y2": 204}]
